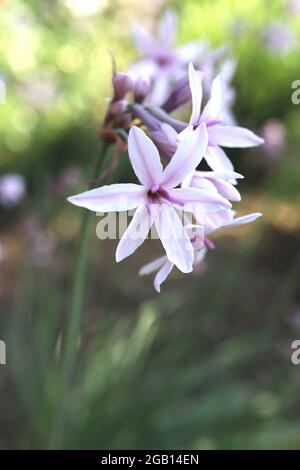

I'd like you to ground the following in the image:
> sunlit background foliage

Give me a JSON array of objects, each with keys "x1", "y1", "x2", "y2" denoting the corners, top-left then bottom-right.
[{"x1": 1, "y1": 0, "x2": 300, "y2": 449}]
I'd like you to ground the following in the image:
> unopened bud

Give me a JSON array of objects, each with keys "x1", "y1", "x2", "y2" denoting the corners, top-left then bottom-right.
[
  {"x1": 110, "y1": 99, "x2": 128, "y2": 115},
  {"x1": 133, "y1": 76, "x2": 150, "y2": 103},
  {"x1": 162, "y1": 74, "x2": 191, "y2": 113},
  {"x1": 112, "y1": 73, "x2": 134, "y2": 101}
]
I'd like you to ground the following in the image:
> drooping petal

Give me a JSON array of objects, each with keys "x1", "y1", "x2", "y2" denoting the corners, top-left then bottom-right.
[
  {"x1": 226, "y1": 212, "x2": 262, "y2": 227},
  {"x1": 128, "y1": 126, "x2": 163, "y2": 189},
  {"x1": 208, "y1": 125, "x2": 264, "y2": 148},
  {"x1": 201, "y1": 75, "x2": 224, "y2": 123},
  {"x1": 205, "y1": 145, "x2": 234, "y2": 172},
  {"x1": 139, "y1": 255, "x2": 167, "y2": 276},
  {"x1": 161, "y1": 123, "x2": 208, "y2": 189},
  {"x1": 193, "y1": 247, "x2": 207, "y2": 266},
  {"x1": 209, "y1": 178, "x2": 241, "y2": 202},
  {"x1": 153, "y1": 259, "x2": 174, "y2": 293},
  {"x1": 166, "y1": 187, "x2": 232, "y2": 209},
  {"x1": 155, "y1": 203, "x2": 194, "y2": 273},
  {"x1": 67, "y1": 183, "x2": 146, "y2": 212},
  {"x1": 116, "y1": 204, "x2": 152, "y2": 262},
  {"x1": 188, "y1": 63, "x2": 203, "y2": 126}
]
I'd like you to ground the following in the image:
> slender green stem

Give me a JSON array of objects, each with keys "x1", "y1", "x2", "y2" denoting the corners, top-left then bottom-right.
[{"x1": 49, "y1": 141, "x2": 110, "y2": 449}]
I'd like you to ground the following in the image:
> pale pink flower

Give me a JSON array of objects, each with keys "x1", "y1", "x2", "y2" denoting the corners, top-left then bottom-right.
[
  {"x1": 182, "y1": 63, "x2": 264, "y2": 172},
  {"x1": 261, "y1": 119, "x2": 286, "y2": 157},
  {"x1": 0, "y1": 173, "x2": 26, "y2": 208},
  {"x1": 139, "y1": 208, "x2": 261, "y2": 292},
  {"x1": 68, "y1": 125, "x2": 231, "y2": 273},
  {"x1": 263, "y1": 22, "x2": 296, "y2": 55},
  {"x1": 183, "y1": 169, "x2": 261, "y2": 232}
]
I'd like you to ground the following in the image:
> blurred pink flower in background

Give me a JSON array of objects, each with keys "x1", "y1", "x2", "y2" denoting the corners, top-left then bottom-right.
[
  {"x1": 261, "y1": 119, "x2": 286, "y2": 159},
  {"x1": 31, "y1": 231, "x2": 57, "y2": 268},
  {"x1": 0, "y1": 174, "x2": 26, "y2": 208},
  {"x1": 49, "y1": 167, "x2": 81, "y2": 195},
  {"x1": 19, "y1": 73, "x2": 57, "y2": 111},
  {"x1": 0, "y1": 242, "x2": 6, "y2": 263},
  {"x1": 263, "y1": 22, "x2": 296, "y2": 55},
  {"x1": 286, "y1": 0, "x2": 300, "y2": 14}
]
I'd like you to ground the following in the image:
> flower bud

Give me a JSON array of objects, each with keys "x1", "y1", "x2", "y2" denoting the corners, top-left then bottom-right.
[
  {"x1": 162, "y1": 74, "x2": 191, "y2": 113},
  {"x1": 133, "y1": 76, "x2": 150, "y2": 103},
  {"x1": 110, "y1": 99, "x2": 128, "y2": 116},
  {"x1": 112, "y1": 73, "x2": 134, "y2": 101}
]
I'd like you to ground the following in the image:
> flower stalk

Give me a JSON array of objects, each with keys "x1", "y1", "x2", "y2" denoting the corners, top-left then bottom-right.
[{"x1": 49, "y1": 140, "x2": 111, "y2": 449}]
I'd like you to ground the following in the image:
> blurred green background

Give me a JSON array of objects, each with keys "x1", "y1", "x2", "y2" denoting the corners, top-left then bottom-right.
[{"x1": 1, "y1": 0, "x2": 300, "y2": 450}]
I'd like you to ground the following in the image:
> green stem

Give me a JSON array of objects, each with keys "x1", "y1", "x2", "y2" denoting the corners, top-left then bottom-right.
[{"x1": 49, "y1": 141, "x2": 110, "y2": 449}]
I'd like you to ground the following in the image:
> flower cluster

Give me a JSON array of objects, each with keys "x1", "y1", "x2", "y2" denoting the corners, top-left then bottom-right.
[{"x1": 68, "y1": 10, "x2": 264, "y2": 292}]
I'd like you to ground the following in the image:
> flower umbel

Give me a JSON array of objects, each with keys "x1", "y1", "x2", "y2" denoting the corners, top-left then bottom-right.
[{"x1": 67, "y1": 10, "x2": 264, "y2": 292}]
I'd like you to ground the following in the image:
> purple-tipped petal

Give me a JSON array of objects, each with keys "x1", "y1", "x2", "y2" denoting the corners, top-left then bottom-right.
[
  {"x1": 161, "y1": 123, "x2": 208, "y2": 189},
  {"x1": 67, "y1": 183, "x2": 146, "y2": 212},
  {"x1": 128, "y1": 126, "x2": 163, "y2": 189}
]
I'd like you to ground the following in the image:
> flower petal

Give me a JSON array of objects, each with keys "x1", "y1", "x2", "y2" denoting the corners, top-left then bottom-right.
[
  {"x1": 154, "y1": 203, "x2": 194, "y2": 273},
  {"x1": 161, "y1": 123, "x2": 208, "y2": 189},
  {"x1": 209, "y1": 178, "x2": 241, "y2": 202},
  {"x1": 201, "y1": 75, "x2": 224, "y2": 123},
  {"x1": 116, "y1": 204, "x2": 152, "y2": 262},
  {"x1": 128, "y1": 126, "x2": 163, "y2": 189},
  {"x1": 139, "y1": 255, "x2": 167, "y2": 276},
  {"x1": 154, "y1": 259, "x2": 174, "y2": 293},
  {"x1": 67, "y1": 183, "x2": 146, "y2": 212},
  {"x1": 158, "y1": 9, "x2": 177, "y2": 48},
  {"x1": 208, "y1": 125, "x2": 264, "y2": 148},
  {"x1": 166, "y1": 187, "x2": 232, "y2": 208},
  {"x1": 188, "y1": 63, "x2": 203, "y2": 126},
  {"x1": 205, "y1": 146, "x2": 234, "y2": 172},
  {"x1": 132, "y1": 25, "x2": 155, "y2": 56},
  {"x1": 226, "y1": 212, "x2": 262, "y2": 227}
]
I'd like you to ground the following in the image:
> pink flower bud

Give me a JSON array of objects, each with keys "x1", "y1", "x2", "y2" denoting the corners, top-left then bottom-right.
[
  {"x1": 133, "y1": 76, "x2": 150, "y2": 103},
  {"x1": 112, "y1": 73, "x2": 134, "y2": 100},
  {"x1": 109, "y1": 99, "x2": 128, "y2": 115}
]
